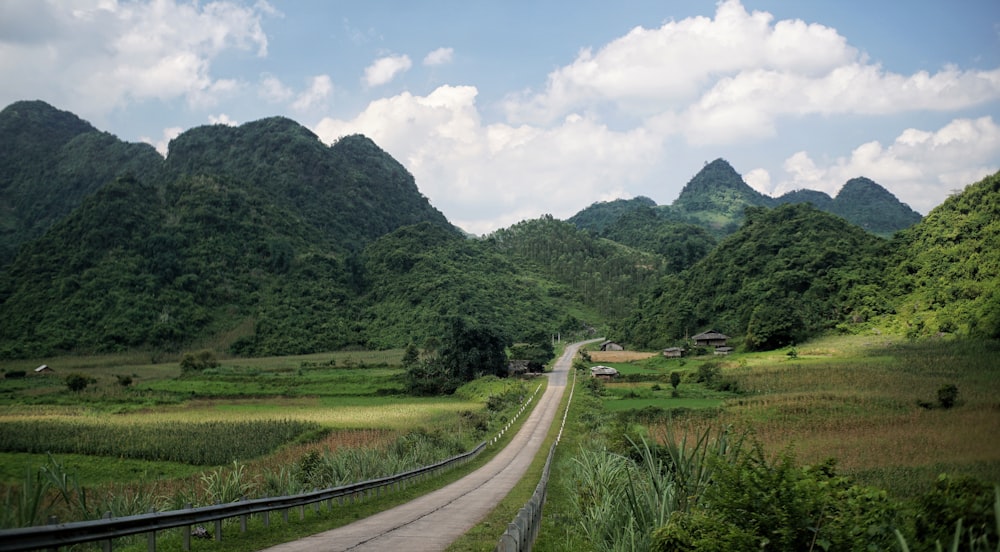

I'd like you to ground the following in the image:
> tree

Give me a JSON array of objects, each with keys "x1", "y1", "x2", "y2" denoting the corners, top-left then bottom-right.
[
  {"x1": 401, "y1": 343, "x2": 420, "y2": 369},
  {"x1": 439, "y1": 318, "x2": 510, "y2": 381},
  {"x1": 937, "y1": 384, "x2": 959, "y2": 409},
  {"x1": 180, "y1": 350, "x2": 219, "y2": 373},
  {"x1": 670, "y1": 371, "x2": 681, "y2": 390},
  {"x1": 406, "y1": 318, "x2": 511, "y2": 395},
  {"x1": 65, "y1": 373, "x2": 89, "y2": 392}
]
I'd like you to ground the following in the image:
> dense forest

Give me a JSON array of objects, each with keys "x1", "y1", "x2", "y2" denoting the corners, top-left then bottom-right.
[{"x1": 0, "y1": 100, "x2": 997, "y2": 361}]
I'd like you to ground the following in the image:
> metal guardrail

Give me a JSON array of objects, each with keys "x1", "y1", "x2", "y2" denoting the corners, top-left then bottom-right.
[
  {"x1": 0, "y1": 381, "x2": 545, "y2": 552},
  {"x1": 0, "y1": 441, "x2": 486, "y2": 552}
]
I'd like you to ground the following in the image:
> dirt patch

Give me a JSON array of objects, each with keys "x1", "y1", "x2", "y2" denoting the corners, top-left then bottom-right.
[{"x1": 588, "y1": 351, "x2": 658, "y2": 362}]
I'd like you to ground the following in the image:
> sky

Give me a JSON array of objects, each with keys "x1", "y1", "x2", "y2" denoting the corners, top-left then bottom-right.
[{"x1": 1, "y1": 1, "x2": 999, "y2": 236}]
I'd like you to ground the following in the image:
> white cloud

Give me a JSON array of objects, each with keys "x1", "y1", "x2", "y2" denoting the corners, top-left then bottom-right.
[
  {"x1": 759, "y1": 117, "x2": 1000, "y2": 213},
  {"x1": 423, "y1": 47, "x2": 454, "y2": 66},
  {"x1": 363, "y1": 54, "x2": 412, "y2": 87},
  {"x1": 209, "y1": 113, "x2": 238, "y2": 126},
  {"x1": 314, "y1": 85, "x2": 663, "y2": 235},
  {"x1": 501, "y1": 0, "x2": 1000, "y2": 148},
  {"x1": 504, "y1": 0, "x2": 856, "y2": 125},
  {"x1": 291, "y1": 75, "x2": 333, "y2": 111},
  {"x1": 259, "y1": 73, "x2": 294, "y2": 103},
  {"x1": 141, "y1": 126, "x2": 184, "y2": 157},
  {"x1": 0, "y1": 0, "x2": 275, "y2": 118}
]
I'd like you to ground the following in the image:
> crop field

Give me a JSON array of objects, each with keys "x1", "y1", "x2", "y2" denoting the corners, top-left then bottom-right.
[
  {"x1": 0, "y1": 349, "x2": 490, "y2": 499},
  {"x1": 587, "y1": 350, "x2": 658, "y2": 363},
  {"x1": 636, "y1": 335, "x2": 1000, "y2": 498}
]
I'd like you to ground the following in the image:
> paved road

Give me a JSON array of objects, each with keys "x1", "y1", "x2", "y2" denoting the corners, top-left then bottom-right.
[{"x1": 258, "y1": 339, "x2": 595, "y2": 552}]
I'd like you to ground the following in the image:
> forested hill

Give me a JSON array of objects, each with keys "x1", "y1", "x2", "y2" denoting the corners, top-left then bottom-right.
[
  {"x1": 570, "y1": 158, "x2": 922, "y2": 239},
  {"x1": 615, "y1": 171, "x2": 1000, "y2": 349},
  {"x1": 0, "y1": 103, "x2": 459, "y2": 357},
  {"x1": 0, "y1": 101, "x2": 162, "y2": 266},
  {"x1": 163, "y1": 119, "x2": 452, "y2": 252},
  {"x1": 667, "y1": 158, "x2": 774, "y2": 233},
  {"x1": 0, "y1": 100, "x2": 994, "y2": 358},
  {"x1": 618, "y1": 202, "x2": 893, "y2": 350},
  {"x1": 886, "y1": 171, "x2": 1000, "y2": 339}
]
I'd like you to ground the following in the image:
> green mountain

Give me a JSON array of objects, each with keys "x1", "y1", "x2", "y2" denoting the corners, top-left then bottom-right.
[
  {"x1": 485, "y1": 216, "x2": 665, "y2": 321},
  {"x1": 596, "y1": 206, "x2": 717, "y2": 273},
  {"x1": 886, "y1": 171, "x2": 1000, "y2": 338},
  {"x1": 666, "y1": 158, "x2": 774, "y2": 234},
  {"x1": 0, "y1": 101, "x2": 993, "y2": 359},
  {"x1": 827, "y1": 177, "x2": 923, "y2": 236},
  {"x1": 0, "y1": 100, "x2": 162, "y2": 266},
  {"x1": 0, "y1": 108, "x2": 457, "y2": 357},
  {"x1": 569, "y1": 159, "x2": 922, "y2": 243},
  {"x1": 567, "y1": 196, "x2": 658, "y2": 235},
  {"x1": 162, "y1": 118, "x2": 452, "y2": 252},
  {"x1": 618, "y1": 203, "x2": 891, "y2": 350}
]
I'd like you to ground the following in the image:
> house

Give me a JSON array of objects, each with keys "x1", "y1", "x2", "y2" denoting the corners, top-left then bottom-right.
[
  {"x1": 600, "y1": 341, "x2": 624, "y2": 352},
  {"x1": 33, "y1": 365, "x2": 52, "y2": 374},
  {"x1": 662, "y1": 347, "x2": 683, "y2": 358},
  {"x1": 590, "y1": 365, "x2": 619, "y2": 380},
  {"x1": 713, "y1": 347, "x2": 734, "y2": 356},
  {"x1": 507, "y1": 360, "x2": 530, "y2": 376},
  {"x1": 691, "y1": 330, "x2": 729, "y2": 348}
]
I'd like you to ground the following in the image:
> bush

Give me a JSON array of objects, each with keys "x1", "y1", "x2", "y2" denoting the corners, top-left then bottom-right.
[
  {"x1": 179, "y1": 350, "x2": 219, "y2": 373},
  {"x1": 64, "y1": 373, "x2": 90, "y2": 392},
  {"x1": 912, "y1": 474, "x2": 998, "y2": 547},
  {"x1": 652, "y1": 449, "x2": 902, "y2": 552},
  {"x1": 4, "y1": 370, "x2": 26, "y2": 379},
  {"x1": 695, "y1": 362, "x2": 721, "y2": 384},
  {"x1": 937, "y1": 384, "x2": 959, "y2": 409}
]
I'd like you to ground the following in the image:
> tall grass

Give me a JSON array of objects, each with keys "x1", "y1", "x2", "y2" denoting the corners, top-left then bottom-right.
[{"x1": 567, "y1": 426, "x2": 741, "y2": 552}]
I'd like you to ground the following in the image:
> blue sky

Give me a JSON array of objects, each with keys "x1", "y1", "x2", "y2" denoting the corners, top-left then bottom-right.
[{"x1": 2, "y1": 1, "x2": 999, "y2": 235}]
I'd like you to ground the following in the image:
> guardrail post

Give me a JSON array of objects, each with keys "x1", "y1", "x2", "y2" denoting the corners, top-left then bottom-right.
[
  {"x1": 102, "y1": 511, "x2": 112, "y2": 552},
  {"x1": 240, "y1": 498, "x2": 248, "y2": 533},
  {"x1": 46, "y1": 516, "x2": 58, "y2": 552},
  {"x1": 214, "y1": 516, "x2": 222, "y2": 542},
  {"x1": 146, "y1": 507, "x2": 156, "y2": 552},
  {"x1": 182, "y1": 504, "x2": 192, "y2": 551}
]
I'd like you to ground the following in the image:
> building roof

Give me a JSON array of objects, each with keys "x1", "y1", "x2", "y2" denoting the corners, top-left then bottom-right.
[
  {"x1": 692, "y1": 330, "x2": 729, "y2": 341},
  {"x1": 590, "y1": 365, "x2": 619, "y2": 376}
]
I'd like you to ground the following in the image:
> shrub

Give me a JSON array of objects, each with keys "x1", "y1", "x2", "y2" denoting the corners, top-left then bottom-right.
[
  {"x1": 64, "y1": 373, "x2": 89, "y2": 392},
  {"x1": 937, "y1": 384, "x2": 959, "y2": 409},
  {"x1": 115, "y1": 374, "x2": 133, "y2": 387},
  {"x1": 695, "y1": 362, "x2": 721, "y2": 384},
  {"x1": 179, "y1": 350, "x2": 219, "y2": 373},
  {"x1": 912, "y1": 474, "x2": 998, "y2": 547},
  {"x1": 670, "y1": 371, "x2": 681, "y2": 390},
  {"x1": 4, "y1": 370, "x2": 26, "y2": 379}
]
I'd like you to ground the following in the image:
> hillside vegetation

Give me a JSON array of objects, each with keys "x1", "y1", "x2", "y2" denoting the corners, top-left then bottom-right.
[{"x1": 0, "y1": 100, "x2": 996, "y2": 361}]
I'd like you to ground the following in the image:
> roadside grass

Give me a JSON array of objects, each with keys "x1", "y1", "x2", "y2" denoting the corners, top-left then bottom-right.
[{"x1": 534, "y1": 334, "x2": 1000, "y2": 550}]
